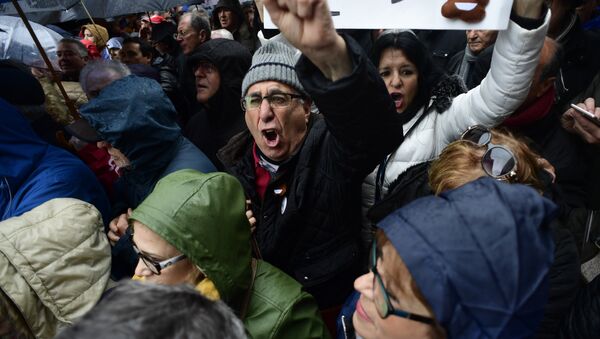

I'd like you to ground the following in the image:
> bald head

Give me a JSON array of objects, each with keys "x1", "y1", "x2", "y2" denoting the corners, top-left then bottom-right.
[
  {"x1": 523, "y1": 37, "x2": 562, "y2": 106},
  {"x1": 80, "y1": 60, "x2": 131, "y2": 99}
]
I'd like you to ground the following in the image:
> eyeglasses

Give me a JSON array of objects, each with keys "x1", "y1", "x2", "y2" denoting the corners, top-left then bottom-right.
[
  {"x1": 132, "y1": 241, "x2": 187, "y2": 275},
  {"x1": 369, "y1": 240, "x2": 435, "y2": 325},
  {"x1": 241, "y1": 92, "x2": 304, "y2": 111},
  {"x1": 173, "y1": 30, "x2": 193, "y2": 39},
  {"x1": 460, "y1": 125, "x2": 518, "y2": 180}
]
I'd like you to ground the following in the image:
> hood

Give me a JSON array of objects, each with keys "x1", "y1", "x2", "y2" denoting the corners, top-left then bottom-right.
[
  {"x1": 106, "y1": 37, "x2": 123, "y2": 50},
  {"x1": 0, "y1": 98, "x2": 48, "y2": 209},
  {"x1": 80, "y1": 24, "x2": 109, "y2": 49},
  {"x1": 79, "y1": 75, "x2": 181, "y2": 173},
  {"x1": 378, "y1": 178, "x2": 556, "y2": 339},
  {"x1": 0, "y1": 198, "x2": 111, "y2": 339},
  {"x1": 187, "y1": 38, "x2": 252, "y2": 95},
  {"x1": 186, "y1": 38, "x2": 251, "y2": 122},
  {"x1": 212, "y1": 0, "x2": 245, "y2": 29},
  {"x1": 130, "y1": 169, "x2": 251, "y2": 306}
]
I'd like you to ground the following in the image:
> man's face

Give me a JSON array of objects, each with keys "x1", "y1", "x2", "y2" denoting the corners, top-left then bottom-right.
[
  {"x1": 57, "y1": 42, "x2": 87, "y2": 77},
  {"x1": 244, "y1": 81, "x2": 310, "y2": 162},
  {"x1": 176, "y1": 16, "x2": 205, "y2": 55},
  {"x1": 218, "y1": 8, "x2": 237, "y2": 31},
  {"x1": 120, "y1": 42, "x2": 151, "y2": 65},
  {"x1": 466, "y1": 30, "x2": 497, "y2": 55},
  {"x1": 194, "y1": 61, "x2": 221, "y2": 104}
]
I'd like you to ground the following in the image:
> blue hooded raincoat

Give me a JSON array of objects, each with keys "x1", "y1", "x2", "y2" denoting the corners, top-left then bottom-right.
[
  {"x1": 379, "y1": 178, "x2": 556, "y2": 339},
  {"x1": 0, "y1": 98, "x2": 110, "y2": 223}
]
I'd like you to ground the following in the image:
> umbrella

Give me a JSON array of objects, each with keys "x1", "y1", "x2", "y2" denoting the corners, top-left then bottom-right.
[
  {"x1": 0, "y1": 0, "x2": 188, "y2": 24},
  {"x1": 0, "y1": 15, "x2": 62, "y2": 67}
]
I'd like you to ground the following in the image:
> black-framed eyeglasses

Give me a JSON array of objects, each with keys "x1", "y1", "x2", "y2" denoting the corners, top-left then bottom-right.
[
  {"x1": 370, "y1": 240, "x2": 435, "y2": 325},
  {"x1": 241, "y1": 92, "x2": 304, "y2": 111},
  {"x1": 460, "y1": 125, "x2": 518, "y2": 181},
  {"x1": 129, "y1": 227, "x2": 187, "y2": 276}
]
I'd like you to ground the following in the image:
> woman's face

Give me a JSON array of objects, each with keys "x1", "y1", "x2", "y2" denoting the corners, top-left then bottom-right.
[
  {"x1": 353, "y1": 240, "x2": 437, "y2": 339},
  {"x1": 378, "y1": 48, "x2": 419, "y2": 114},
  {"x1": 83, "y1": 29, "x2": 95, "y2": 43},
  {"x1": 132, "y1": 221, "x2": 198, "y2": 285}
]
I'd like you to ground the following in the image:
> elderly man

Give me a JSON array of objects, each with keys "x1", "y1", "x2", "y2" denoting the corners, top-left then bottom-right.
[
  {"x1": 448, "y1": 29, "x2": 498, "y2": 89},
  {"x1": 57, "y1": 38, "x2": 89, "y2": 81},
  {"x1": 184, "y1": 39, "x2": 251, "y2": 169},
  {"x1": 73, "y1": 60, "x2": 216, "y2": 279},
  {"x1": 211, "y1": 0, "x2": 259, "y2": 53},
  {"x1": 176, "y1": 12, "x2": 211, "y2": 55},
  {"x1": 217, "y1": 0, "x2": 405, "y2": 311}
]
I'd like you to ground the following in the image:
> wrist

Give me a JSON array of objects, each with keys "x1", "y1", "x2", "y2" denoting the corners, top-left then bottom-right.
[
  {"x1": 513, "y1": 1, "x2": 544, "y2": 19},
  {"x1": 306, "y1": 35, "x2": 351, "y2": 81}
]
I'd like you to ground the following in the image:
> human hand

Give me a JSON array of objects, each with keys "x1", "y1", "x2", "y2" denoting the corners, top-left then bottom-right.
[
  {"x1": 108, "y1": 208, "x2": 132, "y2": 245},
  {"x1": 263, "y1": 0, "x2": 350, "y2": 80},
  {"x1": 561, "y1": 98, "x2": 600, "y2": 145},
  {"x1": 246, "y1": 199, "x2": 257, "y2": 234}
]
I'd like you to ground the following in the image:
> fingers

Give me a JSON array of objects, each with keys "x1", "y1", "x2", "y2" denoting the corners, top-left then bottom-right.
[
  {"x1": 584, "y1": 97, "x2": 597, "y2": 114},
  {"x1": 296, "y1": 0, "x2": 318, "y2": 19},
  {"x1": 571, "y1": 113, "x2": 600, "y2": 144},
  {"x1": 107, "y1": 230, "x2": 120, "y2": 245}
]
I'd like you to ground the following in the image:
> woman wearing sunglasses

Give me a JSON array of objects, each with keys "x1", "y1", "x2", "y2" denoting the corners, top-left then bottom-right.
[
  {"x1": 429, "y1": 125, "x2": 546, "y2": 194},
  {"x1": 427, "y1": 126, "x2": 582, "y2": 339},
  {"x1": 351, "y1": 178, "x2": 556, "y2": 339},
  {"x1": 127, "y1": 169, "x2": 329, "y2": 339}
]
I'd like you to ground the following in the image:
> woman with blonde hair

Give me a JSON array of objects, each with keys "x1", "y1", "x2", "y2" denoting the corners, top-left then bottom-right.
[{"x1": 429, "y1": 125, "x2": 545, "y2": 195}]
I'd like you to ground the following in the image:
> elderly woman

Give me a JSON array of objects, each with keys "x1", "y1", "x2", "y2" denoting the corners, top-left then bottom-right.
[
  {"x1": 128, "y1": 169, "x2": 329, "y2": 339},
  {"x1": 351, "y1": 178, "x2": 556, "y2": 339}
]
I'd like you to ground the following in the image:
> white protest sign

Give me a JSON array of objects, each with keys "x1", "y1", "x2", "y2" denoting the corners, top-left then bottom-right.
[{"x1": 264, "y1": 0, "x2": 515, "y2": 30}]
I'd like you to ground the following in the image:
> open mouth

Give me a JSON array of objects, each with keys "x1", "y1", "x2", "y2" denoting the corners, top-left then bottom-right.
[
  {"x1": 262, "y1": 129, "x2": 280, "y2": 147},
  {"x1": 454, "y1": 2, "x2": 478, "y2": 11},
  {"x1": 390, "y1": 92, "x2": 404, "y2": 110}
]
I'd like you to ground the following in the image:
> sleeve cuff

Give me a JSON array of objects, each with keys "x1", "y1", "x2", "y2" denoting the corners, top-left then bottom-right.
[{"x1": 510, "y1": 5, "x2": 548, "y2": 30}]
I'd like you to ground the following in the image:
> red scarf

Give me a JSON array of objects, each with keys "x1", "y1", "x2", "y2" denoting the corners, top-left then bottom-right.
[
  {"x1": 503, "y1": 87, "x2": 555, "y2": 128},
  {"x1": 252, "y1": 143, "x2": 271, "y2": 200}
]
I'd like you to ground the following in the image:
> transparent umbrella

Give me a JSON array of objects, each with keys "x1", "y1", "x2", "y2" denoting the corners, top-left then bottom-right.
[{"x1": 0, "y1": 15, "x2": 61, "y2": 67}]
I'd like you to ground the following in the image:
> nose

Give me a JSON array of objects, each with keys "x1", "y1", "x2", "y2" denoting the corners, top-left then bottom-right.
[
  {"x1": 467, "y1": 30, "x2": 478, "y2": 40},
  {"x1": 194, "y1": 67, "x2": 206, "y2": 78},
  {"x1": 258, "y1": 98, "x2": 275, "y2": 122},
  {"x1": 354, "y1": 271, "x2": 375, "y2": 299},
  {"x1": 389, "y1": 72, "x2": 403, "y2": 89},
  {"x1": 134, "y1": 259, "x2": 153, "y2": 278}
]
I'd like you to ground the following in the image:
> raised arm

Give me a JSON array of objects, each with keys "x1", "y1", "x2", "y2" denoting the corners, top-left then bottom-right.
[
  {"x1": 263, "y1": 0, "x2": 351, "y2": 81},
  {"x1": 438, "y1": 0, "x2": 549, "y2": 144}
]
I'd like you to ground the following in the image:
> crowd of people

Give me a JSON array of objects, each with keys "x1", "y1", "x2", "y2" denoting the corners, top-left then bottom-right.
[{"x1": 1, "y1": 0, "x2": 600, "y2": 338}]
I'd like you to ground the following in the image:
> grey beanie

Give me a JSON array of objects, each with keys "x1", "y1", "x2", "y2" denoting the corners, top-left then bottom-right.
[{"x1": 241, "y1": 41, "x2": 307, "y2": 97}]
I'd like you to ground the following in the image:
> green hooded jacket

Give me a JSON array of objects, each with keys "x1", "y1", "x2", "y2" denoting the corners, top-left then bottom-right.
[{"x1": 130, "y1": 169, "x2": 330, "y2": 339}]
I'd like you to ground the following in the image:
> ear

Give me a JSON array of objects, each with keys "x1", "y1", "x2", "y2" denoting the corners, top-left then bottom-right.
[
  {"x1": 199, "y1": 30, "x2": 208, "y2": 42},
  {"x1": 303, "y1": 99, "x2": 312, "y2": 124},
  {"x1": 536, "y1": 76, "x2": 556, "y2": 98}
]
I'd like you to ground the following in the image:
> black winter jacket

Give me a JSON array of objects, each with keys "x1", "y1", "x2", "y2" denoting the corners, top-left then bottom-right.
[{"x1": 218, "y1": 36, "x2": 405, "y2": 308}]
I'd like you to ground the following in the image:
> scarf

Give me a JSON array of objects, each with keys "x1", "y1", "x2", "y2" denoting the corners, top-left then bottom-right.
[{"x1": 503, "y1": 87, "x2": 555, "y2": 128}]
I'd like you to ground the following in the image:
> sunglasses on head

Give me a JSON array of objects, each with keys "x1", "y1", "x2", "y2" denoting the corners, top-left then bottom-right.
[{"x1": 460, "y1": 125, "x2": 517, "y2": 181}]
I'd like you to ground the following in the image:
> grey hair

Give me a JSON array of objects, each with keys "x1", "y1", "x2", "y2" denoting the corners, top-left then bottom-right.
[
  {"x1": 59, "y1": 38, "x2": 89, "y2": 58},
  {"x1": 55, "y1": 281, "x2": 247, "y2": 339},
  {"x1": 181, "y1": 11, "x2": 211, "y2": 37},
  {"x1": 79, "y1": 60, "x2": 131, "y2": 95}
]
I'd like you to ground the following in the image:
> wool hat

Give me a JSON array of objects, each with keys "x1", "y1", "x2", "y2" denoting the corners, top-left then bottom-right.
[{"x1": 241, "y1": 41, "x2": 306, "y2": 97}]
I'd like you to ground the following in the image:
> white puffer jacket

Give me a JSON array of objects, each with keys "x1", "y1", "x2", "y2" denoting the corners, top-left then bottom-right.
[{"x1": 362, "y1": 13, "x2": 551, "y2": 219}]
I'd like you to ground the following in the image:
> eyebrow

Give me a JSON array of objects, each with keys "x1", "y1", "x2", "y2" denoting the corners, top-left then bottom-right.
[{"x1": 132, "y1": 239, "x2": 166, "y2": 261}]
